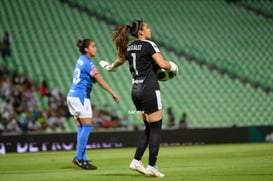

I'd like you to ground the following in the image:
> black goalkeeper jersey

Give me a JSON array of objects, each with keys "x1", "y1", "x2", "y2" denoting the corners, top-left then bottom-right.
[{"x1": 126, "y1": 40, "x2": 160, "y2": 91}]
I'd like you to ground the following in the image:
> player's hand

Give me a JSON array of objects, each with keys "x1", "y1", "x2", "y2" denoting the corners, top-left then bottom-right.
[
  {"x1": 99, "y1": 60, "x2": 116, "y2": 72},
  {"x1": 112, "y1": 92, "x2": 119, "y2": 103},
  {"x1": 169, "y1": 61, "x2": 178, "y2": 73}
]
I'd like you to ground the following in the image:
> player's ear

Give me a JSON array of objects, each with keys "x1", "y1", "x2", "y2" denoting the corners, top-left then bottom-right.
[{"x1": 138, "y1": 30, "x2": 144, "y2": 36}]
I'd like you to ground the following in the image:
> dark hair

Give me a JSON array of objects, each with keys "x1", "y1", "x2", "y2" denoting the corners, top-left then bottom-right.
[
  {"x1": 76, "y1": 39, "x2": 93, "y2": 54},
  {"x1": 112, "y1": 20, "x2": 144, "y2": 59}
]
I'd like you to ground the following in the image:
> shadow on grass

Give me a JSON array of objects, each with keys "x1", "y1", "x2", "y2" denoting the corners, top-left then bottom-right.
[{"x1": 59, "y1": 165, "x2": 147, "y2": 178}]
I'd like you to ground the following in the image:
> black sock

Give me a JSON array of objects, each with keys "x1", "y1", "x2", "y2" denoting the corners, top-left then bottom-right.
[
  {"x1": 148, "y1": 120, "x2": 162, "y2": 166},
  {"x1": 134, "y1": 120, "x2": 150, "y2": 160}
]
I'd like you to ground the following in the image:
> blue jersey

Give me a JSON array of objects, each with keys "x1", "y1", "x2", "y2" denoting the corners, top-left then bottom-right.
[{"x1": 67, "y1": 55, "x2": 98, "y2": 103}]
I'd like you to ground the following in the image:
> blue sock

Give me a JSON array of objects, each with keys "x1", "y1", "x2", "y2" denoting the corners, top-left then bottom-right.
[
  {"x1": 76, "y1": 124, "x2": 92, "y2": 161},
  {"x1": 77, "y1": 125, "x2": 82, "y2": 144},
  {"x1": 75, "y1": 125, "x2": 82, "y2": 158}
]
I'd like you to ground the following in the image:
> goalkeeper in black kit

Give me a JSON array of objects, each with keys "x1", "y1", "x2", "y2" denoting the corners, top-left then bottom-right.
[{"x1": 100, "y1": 20, "x2": 178, "y2": 178}]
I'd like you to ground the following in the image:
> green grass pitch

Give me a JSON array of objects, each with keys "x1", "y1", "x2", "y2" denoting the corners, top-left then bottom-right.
[{"x1": 0, "y1": 143, "x2": 272, "y2": 181}]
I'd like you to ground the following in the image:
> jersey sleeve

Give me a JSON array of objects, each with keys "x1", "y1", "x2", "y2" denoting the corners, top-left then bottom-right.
[
  {"x1": 144, "y1": 40, "x2": 160, "y2": 56},
  {"x1": 89, "y1": 62, "x2": 99, "y2": 77}
]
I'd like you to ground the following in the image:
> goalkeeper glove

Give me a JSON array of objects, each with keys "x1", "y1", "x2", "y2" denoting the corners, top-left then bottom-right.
[
  {"x1": 169, "y1": 61, "x2": 178, "y2": 73},
  {"x1": 99, "y1": 60, "x2": 116, "y2": 72}
]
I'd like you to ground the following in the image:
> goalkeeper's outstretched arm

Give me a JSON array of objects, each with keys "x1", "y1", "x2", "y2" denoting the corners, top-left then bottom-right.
[{"x1": 99, "y1": 57, "x2": 126, "y2": 72}]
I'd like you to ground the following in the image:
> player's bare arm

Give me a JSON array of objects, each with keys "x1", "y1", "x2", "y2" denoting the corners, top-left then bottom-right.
[
  {"x1": 93, "y1": 73, "x2": 119, "y2": 103},
  {"x1": 152, "y1": 53, "x2": 178, "y2": 72},
  {"x1": 152, "y1": 53, "x2": 171, "y2": 70},
  {"x1": 99, "y1": 57, "x2": 125, "y2": 72}
]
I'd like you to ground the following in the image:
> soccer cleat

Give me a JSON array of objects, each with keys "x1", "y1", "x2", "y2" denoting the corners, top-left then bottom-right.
[
  {"x1": 81, "y1": 160, "x2": 97, "y2": 170},
  {"x1": 72, "y1": 156, "x2": 80, "y2": 165},
  {"x1": 72, "y1": 157, "x2": 97, "y2": 170},
  {"x1": 129, "y1": 159, "x2": 148, "y2": 175},
  {"x1": 146, "y1": 165, "x2": 165, "y2": 178}
]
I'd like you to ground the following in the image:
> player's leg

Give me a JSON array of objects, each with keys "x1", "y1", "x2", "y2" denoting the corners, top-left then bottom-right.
[
  {"x1": 73, "y1": 117, "x2": 96, "y2": 170},
  {"x1": 76, "y1": 121, "x2": 82, "y2": 159},
  {"x1": 75, "y1": 118, "x2": 92, "y2": 161},
  {"x1": 144, "y1": 90, "x2": 163, "y2": 167},
  {"x1": 133, "y1": 113, "x2": 150, "y2": 160},
  {"x1": 143, "y1": 89, "x2": 165, "y2": 178},
  {"x1": 146, "y1": 110, "x2": 162, "y2": 164},
  {"x1": 68, "y1": 97, "x2": 97, "y2": 170},
  {"x1": 129, "y1": 113, "x2": 150, "y2": 175},
  {"x1": 129, "y1": 88, "x2": 149, "y2": 174},
  {"x1": 145, "y1": 110, "x2": 164, "y2": 177}
]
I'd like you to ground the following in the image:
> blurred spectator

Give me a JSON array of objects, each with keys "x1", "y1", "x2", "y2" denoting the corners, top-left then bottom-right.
[
  {"x1": 179, "y1": 112, "x2": 189, "y2": 129},
  {"x1": 31, "y1": 105, "x2": 47, "y2": 130},
  {"x1": 92, "y1": 105, "x2": 103, "y2": 129},
  {"x1": 0, "y1": 98, "x2": 14, "y2": 114},
  {"x1": 36, "y1": 108, "x2": 47, "y2": 130},
  {"x1": 101, "y1": 104, "x2": 114, "y2": 129},
  {"x1": 40, "y1": 79, "x2": 51, "y2": 97},
  {"x1": 2, "y1": 103, "x2": 19, "y2": 132},
  {"x1": 111, "y1": 110, "x2": 121, "y2": 128},
  {"x1": 54, "y1": 109, "x2": 65, "y2": 130},
  {"x1": 0, "y1": 117, "x2": 5, "y2": 133},
  {"x1": 17, "y1": 73, "x2": 32, "y2": 86},
  {"x1": 13, "y1": 87, "x2": 28, "y2": 114},
  {"x1": 5, "y1": 116, "x2": 19, "y2": 132},
  {"x1": 17, "y1": 112, "x2": 30, "y2": 132},
  {"x1": 51, "y1": 87, "x2": 62, "y2": 101},
  {"x1": 27, "y1": 110, "x2": 42, "y2": 132},
  {"x1": 166, "y1": 107, "x2": 175, "y2": 127},
  {"x1": 22, "y1": 84, "x2": 37, "y2": 109},
  {"x1": 0, "y1": 67, "x2": 136, "y2": 133},
  {"x1": 121, "y1": 114, "x2": 134, "y2": 130},
  {"x1": 0, "y1": 98, "x2": 18, "y2": 132},
  {"x1": 0, "y1": 76, "x2": 12, "y2": 99},
  {"x1": 48, "y1": 95, "x2": 58, "y2": 110},
  {"x1": 1, "y1": 31, "x2": 12, "y2": 59},
  {"x1": 44, "y1": 107, "x2": 65, "y2": 130}
]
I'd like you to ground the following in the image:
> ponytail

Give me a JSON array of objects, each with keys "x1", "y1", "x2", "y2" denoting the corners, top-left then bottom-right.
[
  {"x1": 112, "y1": 25, "x2": 129, "y2": 59},
  {"x1": 112, "y1": 20, "x2": 144, "y2": 59},
  {"x1": 76, "y1": 39, "x2": 93, "y2": 54}
]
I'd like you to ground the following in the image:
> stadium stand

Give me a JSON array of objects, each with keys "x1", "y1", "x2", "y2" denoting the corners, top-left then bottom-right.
[
  {"x1": 233, "y1": 0, "x2": 273, "y2": 18},
  {"x1": 0, "y1": 0, "x2": 272, "y2": 131},
  {"x1": 68, "y1": 0, "x2": 273, "y2": 91}
]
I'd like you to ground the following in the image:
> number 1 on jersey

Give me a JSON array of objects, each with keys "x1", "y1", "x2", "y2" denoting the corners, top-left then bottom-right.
[{"x1": 131, "y1": 53, "x2": 138, "y2": 75}]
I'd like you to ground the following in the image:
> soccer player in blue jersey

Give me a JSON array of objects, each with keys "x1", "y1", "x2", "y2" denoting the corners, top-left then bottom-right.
[
  {"x1": 67, "y1": 39, "x2": 119, "y2": 170},
  {"x1": 100, "y1": 20, "x2": 178, "y2": 177}
]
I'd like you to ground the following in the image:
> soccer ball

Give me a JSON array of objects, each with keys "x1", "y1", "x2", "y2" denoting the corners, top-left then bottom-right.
[{"x1": 156, "y1": 68, "x2": 176, "y2": 81}]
